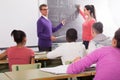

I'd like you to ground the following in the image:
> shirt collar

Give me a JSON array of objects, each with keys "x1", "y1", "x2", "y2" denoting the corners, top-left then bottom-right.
[{"x1": 42, "y1": 15, "x2": 48, "y2": 20}]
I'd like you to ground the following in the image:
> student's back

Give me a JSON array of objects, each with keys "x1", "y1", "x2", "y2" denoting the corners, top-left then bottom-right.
[
  {"x1": 88, "y1": 34, "x2": 111, "y2": 53},
  {"x1": 47, "y1": 42, "x2": 85, "y2": 65},
  {"x1": 7, "y1": 46, "x2": 34, "y2": 71}
]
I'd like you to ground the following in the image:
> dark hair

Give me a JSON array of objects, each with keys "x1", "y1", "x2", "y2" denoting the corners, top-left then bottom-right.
[
  {"x1": 11, "y1": 30, "x2": 26, "y2": 44},
  {"x1": 114, "y1": 28, "x2": 120, "y2": 48},
  {"x1": 39, "y1": 4, "x2": 47, "y2": 10},
  {"x1": 92, "y1": 22, "x2": 103, "y2": 34},
  {"x1": 66, "y1": 28, "x2": 77, "y2": 42},
  {"x1": 85, "y1": 5, "x2": 96, "y2": 20}
]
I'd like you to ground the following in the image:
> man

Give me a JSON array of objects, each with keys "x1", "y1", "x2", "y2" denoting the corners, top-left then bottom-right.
[
  {"x1": 87, "y1": 22, "x2": 111, "y2": 53},
  {"x1": 47, "y1": 28, "x2": 86, "y2": 65},
  {"x1": 37, "y1": 4, "x2": 65, "y2": 52}
]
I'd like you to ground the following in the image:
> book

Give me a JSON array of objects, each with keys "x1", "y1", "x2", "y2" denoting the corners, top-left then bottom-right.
[{"x1": 40, "y1": 65, "x2": 68, "y2": 74}]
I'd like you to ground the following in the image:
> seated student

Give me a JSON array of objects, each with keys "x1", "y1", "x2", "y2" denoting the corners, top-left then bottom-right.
[
  {"x1": 67, "y1": 28, "x2": 120, "y2": 80},
  {"x1": 0, "y1": 30, "x2": 35, "y2": 71},
  {"x1": 47, "y1": 28, "x2": 86, "y2": 65},
  {"x1": 87, "y1": 22, "x2": 111, "y2": 53}
]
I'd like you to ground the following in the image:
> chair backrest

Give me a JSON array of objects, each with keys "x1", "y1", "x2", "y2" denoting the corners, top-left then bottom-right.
[
  {"x1": 12, "y1": 63, "x2": 41, "y2": 71},
  {"x1": 65, "y1": 61, "x2": 72, "y2": 65}
]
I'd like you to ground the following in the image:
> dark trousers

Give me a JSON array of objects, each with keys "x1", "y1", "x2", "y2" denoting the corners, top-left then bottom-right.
[
  {"x1": 38, "y1": 46, "x2": 52, "y2": 52},
  {"x1": 83, "y1": 41, "x2": 89, "y2": 49}
]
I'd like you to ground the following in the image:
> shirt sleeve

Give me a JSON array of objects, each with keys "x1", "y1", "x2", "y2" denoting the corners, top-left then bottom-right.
[
  {"x1": 47, "y1": 44, "x2": 65, "y2": 59},
  {"x1": 52, "y1": 23, "x2": 63, "y2": 33},
  {"x1": 79, "y1": 9, "x2": 86, "y2": 20}
]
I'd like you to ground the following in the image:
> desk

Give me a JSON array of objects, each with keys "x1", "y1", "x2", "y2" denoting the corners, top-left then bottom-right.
[
  {"x1": 35, "y1": 53, "x2": 47, "y2": 60},
  {"x1": 0, "y1": 73, "x2": 11, "y2": 80},
  {"x1": 0, "y1": 60, "x2": 8, "y2": 64},
  {"x1": 5, "y1": 69, "x2": 95, "y2": 80},
  {"x1": 35, "y1": 53, "x2": 62, "y2": 67}
]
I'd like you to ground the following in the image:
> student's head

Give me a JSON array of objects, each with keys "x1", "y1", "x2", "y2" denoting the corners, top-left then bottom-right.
[
  {"x1": 84, "y1": 5, "x2": 96, "y2": 20},
  {"x1": 39, "y1": 4, "x2": 48, "y2": 16},
  {"x1": 92, "y1": 22, "x2": 103, "y2": 37},
  {"x1": 66, "y1": 28, "x2": 77, "y2": 42},
  {"x1": 112, "y1": 28, "x2": 120, "y2": 48},
  {"x1": 11, "y1": 30, "x2": 26, "y2": 45}
]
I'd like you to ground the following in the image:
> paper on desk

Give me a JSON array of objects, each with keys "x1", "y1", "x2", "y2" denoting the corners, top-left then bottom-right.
[
  {"x1": 35, "y1": 51, "x2": 47, "y2": 55},
  {"x1": 40, "y1": 65, "x2": 68, "y2": 74},
  {"x1": 56, "y1": 35, "x2": 65, "y2": 39}
]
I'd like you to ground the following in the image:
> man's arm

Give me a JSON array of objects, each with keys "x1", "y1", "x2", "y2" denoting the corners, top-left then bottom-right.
[{"x1": 52, "y1": 19, "x2": 65, "y2": 32}]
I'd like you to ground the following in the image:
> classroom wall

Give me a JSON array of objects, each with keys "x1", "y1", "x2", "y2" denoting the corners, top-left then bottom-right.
[
  {"x1": 0, "y1": 0, "x2": 38, "y2": 48},
  {"x1": 0, "y1": 0, "x2": 47, "y2": 48}
]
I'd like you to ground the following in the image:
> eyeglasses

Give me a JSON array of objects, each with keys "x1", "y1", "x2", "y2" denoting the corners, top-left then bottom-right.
[{"x1": 41, "y1": 9, "x2": 48, "y2": 11}]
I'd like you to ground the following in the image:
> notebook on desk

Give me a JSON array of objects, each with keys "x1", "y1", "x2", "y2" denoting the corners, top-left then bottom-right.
[
  {"x1": 40, "y1": 65, "x2": 68, "y2": 74},
  {"x1": 34, "y1": 51, "x2": 47, "y2": 55}
]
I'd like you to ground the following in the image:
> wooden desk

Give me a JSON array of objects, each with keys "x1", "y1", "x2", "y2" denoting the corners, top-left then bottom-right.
[
  {"x1": 0, "y1": 53, "x2": 61, "y2": 67},
  {"x1": 5, "y1": 69, "x2": 95, "y2": 80},
  {"x1": 0, "y1": 73, "x2": 11, "y2": 80},
  {"x1": 35, "y1": 53, "x2": 62, "y2": 67},
  {"x1": 35, "y1": 53, "x2": 47, "y2": 60},
  {"x1": 0, "y1": 60, "x2": 8, "y2": 64}
]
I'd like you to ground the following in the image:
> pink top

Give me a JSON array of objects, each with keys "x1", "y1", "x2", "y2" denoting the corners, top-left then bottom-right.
[
  {"x1": 80, "y1": 10, "x2": 96, "y2": 41},
  {"x1": 67, "y1": 46, "x2": 120, "y2": 80},
  {"x1": 6, "y1": 46, "x2": 34, "y2": 71}
]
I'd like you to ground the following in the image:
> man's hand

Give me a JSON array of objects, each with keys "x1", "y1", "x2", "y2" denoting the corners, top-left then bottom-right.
[
  {"x1": 51, "y1": 36, "x2": 56, "y2": 41},
  {"x1": 73, "y1": 56, "x2": 81, "y2": 62},
  {"x1": 61, "y1": 19, "x2": 66, "y2": 25}
]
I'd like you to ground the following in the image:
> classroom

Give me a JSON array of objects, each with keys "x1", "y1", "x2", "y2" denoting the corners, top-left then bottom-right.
[{"x1": 0, "y1": 0, "x2": 120, "y2": 80}]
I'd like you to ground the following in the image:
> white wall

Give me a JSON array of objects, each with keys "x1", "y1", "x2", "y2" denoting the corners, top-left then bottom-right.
[
  {"x1": 0, "y1": 0, "x2": 38, "y2": 47},
  {"x1": 94, "y1": 0, "x2": 119, "y2": 38},
  {"x1": 0, "y1": 0, "x2": 47, "y2": 48}
]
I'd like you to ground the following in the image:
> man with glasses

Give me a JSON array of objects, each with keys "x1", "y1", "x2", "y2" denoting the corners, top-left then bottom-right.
[{"x1": 37, "y1": 4, "x2": 65, "y2": 52}]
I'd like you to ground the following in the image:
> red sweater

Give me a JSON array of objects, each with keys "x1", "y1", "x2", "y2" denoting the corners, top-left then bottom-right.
[{"x1": 80, "y1": 10, "x2": 96, "y2": 41}]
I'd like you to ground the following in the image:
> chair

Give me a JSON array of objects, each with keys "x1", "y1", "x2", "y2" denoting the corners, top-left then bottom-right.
[
  {"x1": 65, "y1": 61, "x2": 72, "y2": 65},
  {"x1": 12, "y1": 63, "x2": 41, "y2": 71}
]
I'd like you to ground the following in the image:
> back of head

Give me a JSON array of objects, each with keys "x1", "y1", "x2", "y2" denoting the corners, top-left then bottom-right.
[
  {"x1": 113, "y1": 28, "x2": 120, "y2": 48},
  {"x1": 92, "y1": 22, "x2": 103, "y2": 34},
  {"x1": 11, "y1": 30, "x2": 26, "y2": 44},
  {"x1": 85, "y1": 5, "x2": 96, "y2": 20},
  {"x1": 66, "y1": 28, "x2": 77, "y2": 42}
]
